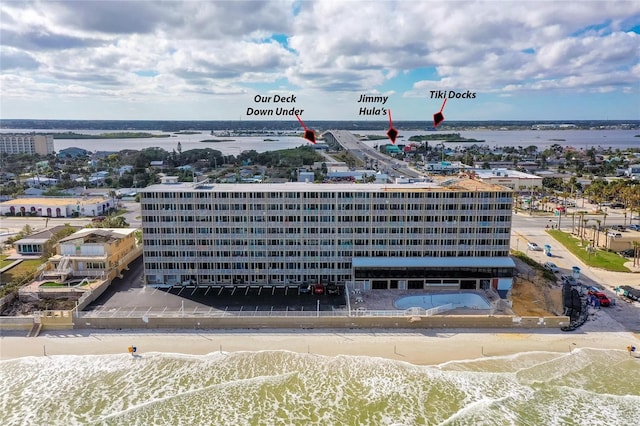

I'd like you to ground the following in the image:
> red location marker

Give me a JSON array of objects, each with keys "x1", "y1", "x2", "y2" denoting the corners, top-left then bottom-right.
[
  {"x1": 296, "y1": 114, "x2": 316, "y2": 144},
  {"x1": 386, "y1": 109, "x2": 398, "y2": 144},
  {"x1": 433, "y1": 98, "x2": 447, "y2": 128}
]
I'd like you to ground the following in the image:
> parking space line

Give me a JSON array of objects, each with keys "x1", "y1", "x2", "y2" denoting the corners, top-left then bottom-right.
[
  {"x1": 191, "y1": 286, "x2": 198, "y2": 295},
  {"x1": 177, "y1": 287, "x2": 185, "y2": 296},
  {"x1": 245, "y1": 287, "x2": 250, "y2": 295},
  {"x1": 258, "y1": 287, "x2": 263, "y2": 295},
  {"x1": 218, "y1": 287, "x2": 224, "y2": 296},
  {"x1": 231, "y1": 287, "x2": 237, "y2": 295},
  {"x1": 205, "y1": 287, "x2": 211, "y2": 296}
]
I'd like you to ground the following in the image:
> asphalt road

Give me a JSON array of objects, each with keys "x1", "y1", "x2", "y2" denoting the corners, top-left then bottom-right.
[
  {"x1": 511, "y1": 210, "x2": 640, "y2": 332},
  {"x1": 327, "y1": 130, "x2": 421, "y2": 179}
]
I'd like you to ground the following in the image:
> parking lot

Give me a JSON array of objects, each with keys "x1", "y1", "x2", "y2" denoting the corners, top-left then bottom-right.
[
  {"x1": 158, "y1": 285, "x2": 347, "y2": 312},
  {"x1": 85, "y1": 258, "x2": 347, "y2": 315}
]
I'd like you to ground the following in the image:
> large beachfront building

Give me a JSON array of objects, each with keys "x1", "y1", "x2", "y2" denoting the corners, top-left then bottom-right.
[
  {"x1": 140, "y1": 177, "x2": 515, "y2": 292},
  {"x1": 0, "y1": 134, "x2": 54, "y2": 155}
]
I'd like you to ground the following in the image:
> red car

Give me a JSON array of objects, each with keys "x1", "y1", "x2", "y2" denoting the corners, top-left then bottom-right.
[
  {"x1": 588, "y1": 290, "x2": 611, "y2": 307},
  {"x1": 313, "y1": 283, "x2": 324, "y2": 295}
]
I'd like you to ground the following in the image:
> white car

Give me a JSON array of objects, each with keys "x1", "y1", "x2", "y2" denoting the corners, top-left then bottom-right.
[
  {"x1": 527, "y1": 242, "x2": 541, "y2": 251},
  {"x1": 543, "y1": 262, "x2": 559, "y2": 273}
]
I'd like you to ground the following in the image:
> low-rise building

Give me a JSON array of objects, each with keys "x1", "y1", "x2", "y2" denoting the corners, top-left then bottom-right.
[
  {"x1": 40, "y1": 228, "x2": 141, "y2": 282},
  {"x1": 473, "y1": 169, "x2": 542, "y2": 191},
  {"x1": 0, "y1": 197, "x2": 113, "y2": 217},
  {"x1": 13, "y1": 226, "x2": 80, "y2": 255},
  {"x1": 57, "y1": 147, "x2": 90, "y2": 158}
]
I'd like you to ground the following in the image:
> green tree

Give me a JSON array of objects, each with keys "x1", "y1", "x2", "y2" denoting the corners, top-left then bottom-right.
[{"x1": 40, "y1": 225, "x2": 78, "y2": 260}]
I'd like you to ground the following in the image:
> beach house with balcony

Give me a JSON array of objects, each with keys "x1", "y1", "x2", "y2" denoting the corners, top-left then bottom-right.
[{"x1": 40, "y1": 228, "x2": 140, "y2": 282}]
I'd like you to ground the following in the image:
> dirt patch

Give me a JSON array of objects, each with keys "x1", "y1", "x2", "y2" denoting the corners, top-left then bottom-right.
[
  {"x1": 1, "y1": 299, "x2": 76, "y2": 316},
  {"x1": 509, "y1": 253, "x2": 563, "y2": 316},
  {"x1": 511, "y1": 275, "x2": 563, "y2": 316}
]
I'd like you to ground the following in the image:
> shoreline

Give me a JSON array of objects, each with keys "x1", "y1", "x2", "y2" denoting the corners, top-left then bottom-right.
[{"x1": 2, "y1": 328, "x2": 638, "y2": 365}]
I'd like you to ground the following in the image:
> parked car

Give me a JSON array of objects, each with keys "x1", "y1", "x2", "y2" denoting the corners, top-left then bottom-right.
[
  {"x1": 561, "y1": 275, "x2": 577, "y2": 285},
  {"x1": 619, "y1": 286, "x2": 640, "y2": 302},
  {"x1": 299, "y1": 284, "x2": 312, "y2": 294},
  {"x1": 326, "y1": 283, "x2": 340, "y2": 295},
  {"x1": 627, "y1": 224, "x2": 640, "y2": 231},
  {"x1": 527, "y1": 242, "x2": 541, "y2": 251},
  {"x1": 607, "y1": 232, "x2": 622, "y2": 238},
  {"x1": 543, "y1": 262, "x2": 560, "y2": 273},
  {"x1": 313, "y1": 283, "x2": 325, "y2": 295},
  {"x1": 620, "y1": 248, "x2": 636, "y2": 258},
  {"x1": 588, "y1": 290, "x2": 611, "y2": 307}
]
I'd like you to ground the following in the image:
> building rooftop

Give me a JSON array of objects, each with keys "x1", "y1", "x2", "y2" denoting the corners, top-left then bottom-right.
[
  {"x1": 1, "y1": 197, "x2": 106, "y2": 207},
  {"x1": 13, "y1": 226, "x2": 80, "y2": 245},
  {"x1": 141, "y1": 178, "x2": 510, "y2": 193},
  {"x1": 473, "y1": 168, "x2": 540, "y2": 179},
  {"x1": 58, "y1": 228, "x2": 136, "y2": 244}
]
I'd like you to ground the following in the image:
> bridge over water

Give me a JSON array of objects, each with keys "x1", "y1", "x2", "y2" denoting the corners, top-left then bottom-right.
[{"x1": 322, "y1": 130, "x2": 421, "y2": 179}]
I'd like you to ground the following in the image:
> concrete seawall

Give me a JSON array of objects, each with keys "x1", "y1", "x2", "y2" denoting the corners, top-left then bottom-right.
[
  {"x1": 1, "y1": 309, "x2": 570, "y2": 333},
  {"x1": 73, "y1": 314, "x2": 569, "y2": 330}
]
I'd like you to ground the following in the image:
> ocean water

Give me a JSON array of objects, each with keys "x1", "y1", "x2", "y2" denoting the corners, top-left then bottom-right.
[{"x1": 2, "y1": 349, "x2": 639, "y2": 426}]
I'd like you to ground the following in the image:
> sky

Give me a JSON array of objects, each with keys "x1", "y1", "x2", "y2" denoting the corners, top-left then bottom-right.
[{"x1": 1, "y1": 0, "x2": 639, "y2": 121}]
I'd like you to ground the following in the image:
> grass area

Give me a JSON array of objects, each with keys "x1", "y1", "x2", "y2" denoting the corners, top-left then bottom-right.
[
  {"x1": 0, "y1": 258, "x2": 44, "y2": 298},
  {"x1": 40, "y1": 280, "x2": 92, "y2": 287},
  {"x1": 40, "y1": 281, "x2": 69, "y2": 287},
  {"x1": 0, "y1": 259, "x2": 44, "y2": 284},
  {"x1": 0, "y1": 254, "x2": 14, "y2": 269},
  {"x1": 547, "y1": 230, "x2": 630, "y2": 272},
  {"x1": 511, "y1": 250, "x2": 557, "y2": 282}
]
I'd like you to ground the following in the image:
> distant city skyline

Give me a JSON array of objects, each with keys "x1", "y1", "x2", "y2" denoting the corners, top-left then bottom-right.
[{"x1": 1, "y1": 1, "x2": 638, "y2": 121}]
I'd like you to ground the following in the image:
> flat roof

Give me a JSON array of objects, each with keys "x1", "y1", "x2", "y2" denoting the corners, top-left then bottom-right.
[
  {"x1": 1, "y1": 197, "x2": 106, "y2": 207},
  {"x1": 58, "y1": 228, "x2": 136, "y2": 243},
  {"x1": 352, "y1": 257, "x2": 516, "y2": 269},
  {"x1": 474, "y1": 169, "x2": 541, "y2": 179},
  {"x1": 141, "y1": 179, "x2": 509, "y2": 193},
  {"x1": 13, "y1": 226, "x2": 80, "y2": 244}
]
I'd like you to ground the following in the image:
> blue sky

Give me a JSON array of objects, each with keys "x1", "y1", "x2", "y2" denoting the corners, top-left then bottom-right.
[{"x1": 1, "y1": 0, "x2": 639, "y2": 121}]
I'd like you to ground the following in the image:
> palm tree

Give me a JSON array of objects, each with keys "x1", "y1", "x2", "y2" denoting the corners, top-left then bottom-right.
[{"x1": 595, "y1": 219, "x2": 602, "y2": 247}]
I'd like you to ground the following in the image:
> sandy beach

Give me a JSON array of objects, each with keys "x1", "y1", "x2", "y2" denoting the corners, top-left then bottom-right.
[{"x1": 2, "y1": 328, "x2": 638, "y2": 365}]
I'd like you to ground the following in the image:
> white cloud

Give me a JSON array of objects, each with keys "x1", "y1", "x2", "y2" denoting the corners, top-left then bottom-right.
[{"x1": 1, "y1": 0, "x2": 638, "y2": 119}]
